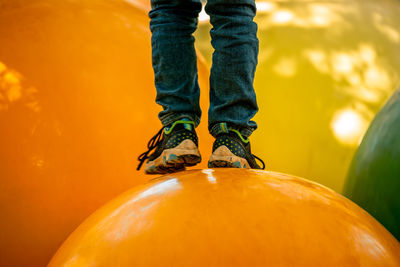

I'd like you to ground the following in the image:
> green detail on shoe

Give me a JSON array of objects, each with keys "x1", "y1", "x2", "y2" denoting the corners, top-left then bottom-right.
[
  {"x1": 230, "y1": 129, "x2": 249, "y2": 143},
  {"x1": 221, "y1": 122, "x2": 228, "y2": 133},
  {"x1": 232, "y1": 161, "x2": 242, "y2": 168},
  {"x1": 184, "y1": 123, "x2": 192, "y2": 131},
  {"x1": 168, "y1": 154, "x2": 178, "y2": 161},
  {"x1": 164, "y1": 120, "x2": 195, "y2": 134}
]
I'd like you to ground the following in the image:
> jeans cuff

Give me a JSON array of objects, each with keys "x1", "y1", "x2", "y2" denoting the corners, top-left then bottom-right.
[
  {"x1": 209, "y1": 122, "x2": 254, "y2": 138},
  {"x1": 160, "y1": 113, "x2": 200, "y2": 128}
]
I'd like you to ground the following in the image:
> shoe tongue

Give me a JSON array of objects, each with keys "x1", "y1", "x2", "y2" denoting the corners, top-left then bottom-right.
[
  {"x1": 178, "y1": 118, "x2": 193, "y2": 131},
  {"x1": 176, "y1": 123, "x2": 192, "y2": 131},
  {"x1": 164, "y1": 119, "x2": 193, "y2": 133}
]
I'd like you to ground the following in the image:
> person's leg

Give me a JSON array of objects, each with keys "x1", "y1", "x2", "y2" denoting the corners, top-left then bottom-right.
[
  {"x1": 205, "y1": 0, "x2": 259, "y2": 138},
  {"x1": 149, "y1": 0, "x2": 202, "y2": 127},
  {"x1": 138, "y1": 0, "x2": 203, "y2": 174},
  {"x1": 205, "y1": 0, "x2": 264, "y2": 169}
]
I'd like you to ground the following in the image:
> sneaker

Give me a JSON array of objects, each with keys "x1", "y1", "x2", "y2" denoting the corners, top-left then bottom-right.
[
  {"x1": 137, "y1": 119, "x2": 201, "y2": 174},
  {"x1": 208, "y1": 129, "x2": 265, "y2": 169}
]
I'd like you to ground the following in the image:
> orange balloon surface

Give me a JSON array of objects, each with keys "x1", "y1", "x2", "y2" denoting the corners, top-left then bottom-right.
[
  {"x1": 49, "y1": 169, "x2": 400, "y2": 267},
  {"x1": 0, "y1": 1, "x2": 210, "y2": 266},
  {"x1": 128, "y1": 0, "x2": 151, "y2": 12}
]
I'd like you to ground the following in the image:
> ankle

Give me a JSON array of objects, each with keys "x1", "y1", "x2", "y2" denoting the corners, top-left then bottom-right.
[{"x1": 210, "y1": 122, "x2": 252, "y2": 140}]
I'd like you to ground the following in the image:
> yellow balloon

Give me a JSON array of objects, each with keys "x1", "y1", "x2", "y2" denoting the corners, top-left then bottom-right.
[{"x1": 195, "y1": 0, "x2": 400, "y2": 192}]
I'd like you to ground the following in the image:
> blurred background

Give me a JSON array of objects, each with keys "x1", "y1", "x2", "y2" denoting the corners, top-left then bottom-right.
[{"x1": 195, "y1": 0, "x2": 400, "y2": 192}]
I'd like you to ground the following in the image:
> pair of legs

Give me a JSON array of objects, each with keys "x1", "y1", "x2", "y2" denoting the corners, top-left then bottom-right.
[
  {"x1": 150, "y1": 0, "x2": 259, "y2": 138},
  {"x1": 138, "y1": 0, "x2": 263, "y2": 173}
]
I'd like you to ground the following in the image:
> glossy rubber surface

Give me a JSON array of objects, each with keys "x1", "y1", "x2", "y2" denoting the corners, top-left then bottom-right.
[
  {"x1": 0, "y1": 1, "x2": 210, "y2": 266},
  {"x1": 50, "y1": 169, "x2": 400, "y2": 267},
  {"x1": 195, "y1": 0, "x2": 400, "y2": 192},
  {"x1": 344, "y1": 89, "x2": 400, "y2": 241}
]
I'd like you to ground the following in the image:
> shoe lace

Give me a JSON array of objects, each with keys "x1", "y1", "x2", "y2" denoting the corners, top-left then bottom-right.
[
  {"x1": 252, "y1": 154, "x2": 265, "y2": 170},
  {"x1": 229, "y1": 128, "x2": 265, "y2": 170},
  {"x1": 137, "y1": 126, "x2": 164, "y2": 170}
]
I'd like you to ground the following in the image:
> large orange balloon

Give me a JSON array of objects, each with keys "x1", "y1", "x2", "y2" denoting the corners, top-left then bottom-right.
[
  {"x1": 0, "y1": 1, "x2": 210, "y2": 266},
  {"x1": 49, "y1": 169, "x2": 400, "y2": 266}
]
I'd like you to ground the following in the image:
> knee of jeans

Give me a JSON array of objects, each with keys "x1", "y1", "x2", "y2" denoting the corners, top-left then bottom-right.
[
  {"x1": 149, "y1": 0, "x2": 202, "y2": 19},
  {"x1": 205, "y1": 0, "x2": 256, "y2": 18},
  {"x1": 149, "y1": 1, "x2": 202, "y2": 33}
]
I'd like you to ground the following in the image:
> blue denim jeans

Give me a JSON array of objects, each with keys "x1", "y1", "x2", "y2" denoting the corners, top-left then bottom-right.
[{"x1": 149, "y1": 0, "x2": 259, "y2": 137}]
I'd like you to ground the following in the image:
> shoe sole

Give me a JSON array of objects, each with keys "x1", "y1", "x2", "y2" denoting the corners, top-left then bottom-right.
[
  {"x1": 208, "y1": 145, "x2": 250, "y2": 169},
  {"x1": 145, "y1": 139, "x2": 201, "y2": 174}
]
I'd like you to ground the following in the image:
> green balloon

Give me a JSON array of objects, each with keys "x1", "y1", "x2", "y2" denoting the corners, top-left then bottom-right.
[{"x1": 344, "y1": 89, "x2": 400, "y2": 240}]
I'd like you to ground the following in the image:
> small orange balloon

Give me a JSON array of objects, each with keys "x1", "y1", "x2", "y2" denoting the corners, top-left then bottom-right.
[{"x1": 50, "y1": 169, "x2": 400, "y2": 267}]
